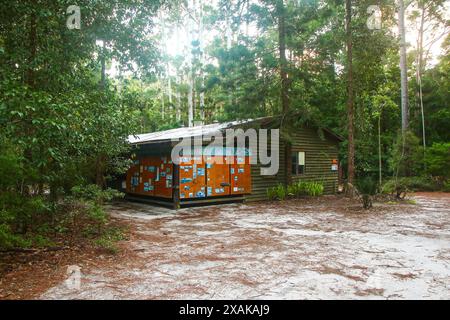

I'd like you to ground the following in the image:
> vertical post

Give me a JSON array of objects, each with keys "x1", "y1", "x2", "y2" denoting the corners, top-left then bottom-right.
[
  {"x1": 173, "y1": 163, "x2": 180, "y2": 209},
  {"x1": 378, "y1": 113, "x2": 382, "y2": 187},
  {"x1": 398, "y1": 0, "x2": 409, "y2": 132},
  {"x1": 285, "y1": 141, "x2": 292, "y2": 187},
  {"x1": 345, "y1": 0, "x2": 355, "y2": 186}
]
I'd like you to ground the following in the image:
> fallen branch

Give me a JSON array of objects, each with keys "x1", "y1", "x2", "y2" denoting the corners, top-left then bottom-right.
[{"x1": 0, "y1": 246, "x2": 69, "y2": 254}]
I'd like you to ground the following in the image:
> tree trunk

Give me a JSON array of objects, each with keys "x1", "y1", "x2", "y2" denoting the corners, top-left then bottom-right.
[
  {"x1": 398, "y1": 0, "x2": 409, "y2": 132},
  {"x1": 101, "y1": 54, "x2": 106, "y2": 88},
  {"x1": 99, "y1": 41, "x2": 106, "y2": 89},
  {"x1": 276, "y1": 0, "x2": 291, "y2": 186},
  {"x1": 187, "y1": 2, "x2": 194, "y2": 127},
  {"x1": 378, "y1": 112, "x2": 382, "y2": 187},
  {"x1": 345, "y1": 0, "x2": 355, "y2": 186},
  {"x1": 416, "y1": 3, "x2": 426, "y2": 157},
  {"x1": 160, "y1": 77, "x2": 165, "y2": 120},
  {"x1": 26, "y1": 2, "x2": 37, "y2": 87},
  {"x1": 161, "y1": 12, "x2": 172, "y2": 119},
  {"x1": 199, "y1": 0, "x2": 205, "y2": 124},
  {"x1": 95, "y1": 155, "x2": 106, "y2": 189},
  {"x1": 188, "y1": 73, "x2": 194, "y2": 126},
  {"x1": 277, "y1": 1, "x2": 289, "y2": 116},
  {"x1": 24, "y1": 1, "x2": 38, "y2": 197},
  {"x1": 176, "y1": 74, "x2": 182, "y2": 122}
]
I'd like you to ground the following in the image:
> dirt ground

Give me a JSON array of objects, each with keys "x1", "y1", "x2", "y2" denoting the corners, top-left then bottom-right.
[{"x1": 2, "y1": 193, "x2": 450, "y2": 300}]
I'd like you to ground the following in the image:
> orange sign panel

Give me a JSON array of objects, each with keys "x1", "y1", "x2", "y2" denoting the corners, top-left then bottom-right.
[
  {"x1": 205, "y1": 156, "x2": 231, "y2": 197},
  {"x1": 127, "y1": 153, "x2": 252, "y2": 200},
  {"x1": 126, "y1": 156, "x2": 173, "y2": 199},
  {"x1": 179, "y1": 156, "x2": 206, "y2": 199},
  {"x1": 230, "y1": 156, "x2": 252, "y2": 195}
]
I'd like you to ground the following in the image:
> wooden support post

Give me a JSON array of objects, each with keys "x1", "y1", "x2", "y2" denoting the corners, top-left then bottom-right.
[
  {"x1": 172, "y1": 163, "x2": 180, "y2": 209},
  {"x1": 284, "y1": 140, "x2": 292, "y2": 187}
]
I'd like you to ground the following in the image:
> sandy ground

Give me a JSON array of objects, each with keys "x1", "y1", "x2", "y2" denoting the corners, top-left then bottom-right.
[{"x1": 37, "y1": 193, "x2": 450, "y2": 299}]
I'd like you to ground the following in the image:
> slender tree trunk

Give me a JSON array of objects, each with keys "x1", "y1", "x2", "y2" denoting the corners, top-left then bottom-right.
[
  {"x1": 345, "y1": 0, "x2": 355, "y2": 186},
  {"x1": 398, "y1": 0, "x2": 409, "y2": 132},
  {"x1": 97, "y1": 41, "x2": 107, "y2": 189},
  {"x1": 100, "y1": 54, "x2": 106, "y2": 88},
  {"x1": 245, "y1": 0, "x2": 250, "y2": 37},
  {"x1": 162, "y1": 12, "x2": 172, "y2": 119},
  {"x1": 160, "y1": 78, "x2": 165, "y2": 120},
  {"x1": 168, "y1": 75, "x2": 172, "y2": 109},
  {"x1": 225, "y1": 1, "x2": 234, "y2": 110},
  {"x1": 95, "y1": 155, "x2": 106, "y2": 189},
  {"x1": 378, "y1": 112, "x2": 382, "y2": 187},
  {"x1": 187, "y1": 2, "x2": 194, "y2": 127},
  {"x1": 416, "y1": 3, "x2": 426, "y2": 156},
  {"x1": 27, "y1": 3, "x2": 37, "y2": 87},
  {"x1": 176, "y1": 74, "x2": 182, "y2": 122},
  {"x1": 277, "y1": 1, "x2": 289, "y2": 116},
  {"x1": 199, "y1": 0, "x2": 205, "y2": 124},
  {"x1": 26, "y1": 2, "x2": 38, "y2": 197},
  {"x1": 188, "y1": 71, "x2": 194, "y2": 127},
  {"x1": 99, "y1": 40, "x2": 106, "y2": 88},
  {"x1": 276, "y1": 0, "x2": 291, "y2": 186}
]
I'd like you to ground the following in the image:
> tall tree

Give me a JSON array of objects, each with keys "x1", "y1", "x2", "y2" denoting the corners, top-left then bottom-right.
[
  {"x1": 276, "y1": 0, "x2": 291, "y2": 186},
  {"x1": 345, "y1": 0, "x2": 355, "y2": 185},
  {"x1": 398, "y1": 0, "x2": 409, "y2": 132}
]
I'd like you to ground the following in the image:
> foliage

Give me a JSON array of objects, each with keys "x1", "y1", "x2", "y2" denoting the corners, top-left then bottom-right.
[
  {"x1": 289, "y1": 181, "x2": 325, "y2": 197},
  {"x1": 304, "y1": 182, "x2": 325, "y2": 197},
  {"x1": 356, "y1": 176, "x2": 378, "y2": 196},
  {"x1": 267, "y1": 184, "x2": 287, "y2": 201},
  {"x1": 389, "y1": 131, "x2": 424, "y2": 177},
  {"x1": 71, "y1": 185, "x2": 124, "y2": 205},
  {"x1": 93, "y1": 226, "x2": 128, "y2": 254},
  {"x1": 356, "y1": 176, "x2": 377, "y2": 209},
  {"x1": 424, "y1": 143, "x2": 450, "y2": 180},
  {"x1": 0, "y1": 1, "x2": 162, "y2": 250},
  {"x1": 381, "y1": 176, "x2": 440, "y2": 199},
  {"x1": 268, "y1": 181, "x2": 324, "y2": 200},
  {"x1": 0, "y1": 191, "x2": 50, "y2": 248}
]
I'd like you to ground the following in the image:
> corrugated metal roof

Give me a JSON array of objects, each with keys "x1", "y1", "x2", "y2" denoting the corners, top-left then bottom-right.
[
  {"x1": 127, "y1": 116, "x2": 343, "y2": 145},
  {"x1": 128, "y1": 119, "x2": 256, "y2": 145}
]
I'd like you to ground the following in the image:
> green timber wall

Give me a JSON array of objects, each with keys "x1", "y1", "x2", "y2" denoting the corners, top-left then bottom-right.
[{"x1": 246, "y1": 127, "x2": 340, "y2": 202}]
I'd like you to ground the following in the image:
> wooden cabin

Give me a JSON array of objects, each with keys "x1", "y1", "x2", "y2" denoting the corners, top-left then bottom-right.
[{"x1": 120, "y1": 117, "x2": 342, "y2": 208}]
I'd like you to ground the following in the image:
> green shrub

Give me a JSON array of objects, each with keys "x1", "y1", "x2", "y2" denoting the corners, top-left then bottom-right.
[
  {"x1": 0, "y1": 223, "x2": 31, "y2": 249},
  {"x1": 356, "y1": 176, "x2": 377, "y2": 196},
  {"x1": 286, "y1": 184, "x2": 298, "y2": 196},
  {"x1": 425, "y1": 143, "x2": 450, "y2": 180},
  {"x1": 267, "y1": 181, "x2": 324, "y2": 200},
  {"x1": 71, "y1": 184, "x2": 124, "y2": 205},
  {"x1": 88, "y1": 203, "x2": 108, "y2": 224},
  {"x1": 31, "y1": 234, "x2": 53, "y2": 248},
  {"x1": 293, "y1": 181, "x2": 324, "y2": 197},
  {"x1": 389, "y1": 131, "x2": 423, "y2": 177},
  {"x1": 382, "y1": 176, "x2": 439, "y2": 199},
  {"x1": 443, "y1": 180, "x2": 450, "y2": 192},
  {"x1": 305, "y1": 181, "x2": 324, "y2": 197},
  {"x1": 267, "y1": 184, "x2": 287, "y2": 201},
  {"x1": 356, "y1": 176, "x2": 377, "y2": 209},
  {"x1": 294, "y1": 181, "x2": 307, "y2": 196},
  {"x1": 93, "y1": 227, "x2": 127, "y2": 254}
]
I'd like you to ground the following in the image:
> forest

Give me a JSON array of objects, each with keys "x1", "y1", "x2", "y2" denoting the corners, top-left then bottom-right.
[{"x1": 0, "y1": 0, "x2": 449, "y2": 249}]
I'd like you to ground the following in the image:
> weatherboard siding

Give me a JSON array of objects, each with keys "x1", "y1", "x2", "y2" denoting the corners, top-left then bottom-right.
[{"x1": 246, "y1": 127, "x2": 339, "y2": 202}]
